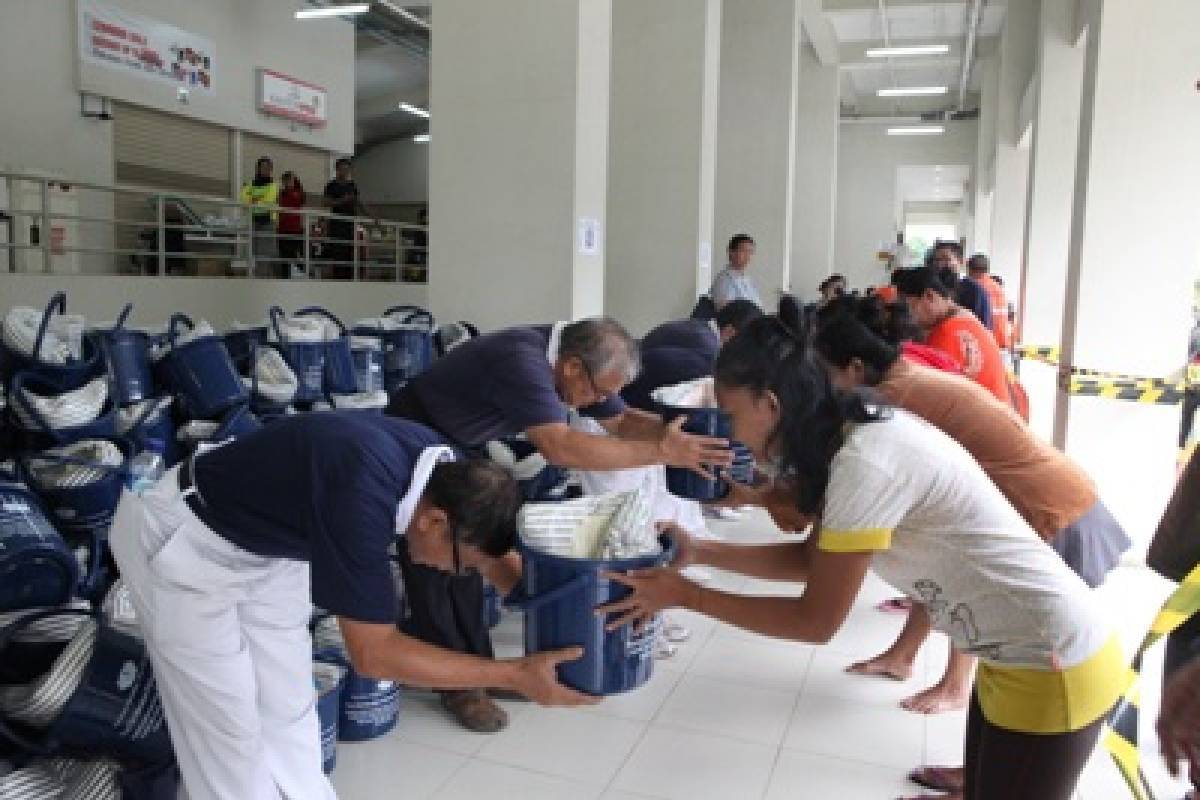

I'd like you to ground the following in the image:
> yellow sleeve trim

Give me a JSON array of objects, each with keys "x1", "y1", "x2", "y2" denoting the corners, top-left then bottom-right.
[{"x1": 817, "y1": 528, "x2": 893, "y2": 553}]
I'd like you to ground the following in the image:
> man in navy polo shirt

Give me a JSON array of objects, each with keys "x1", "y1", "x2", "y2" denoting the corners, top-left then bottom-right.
[
  {"x1": 109, "y1": 413, "x2": 594, "y2": 800},
  {"x1": 622, "y1": 300, "x2": 763, "y2": 412},
  {"x1": 386, "y1": 317, "x2": 732, "y2": 732}
]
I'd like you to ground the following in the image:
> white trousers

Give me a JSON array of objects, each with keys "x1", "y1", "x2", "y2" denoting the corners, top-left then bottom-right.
[{"x1": 109, "y1": 469, "x2": 335, "y2": 800}]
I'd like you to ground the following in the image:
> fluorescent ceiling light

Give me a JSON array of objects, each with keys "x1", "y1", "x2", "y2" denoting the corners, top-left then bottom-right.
[
  {"x1": 887, "y1": 126, "x2": 945, "y2": 136},
  {"x1": 878, "y1": 86, "x2": 948, "y2": 97},
  {"x1": 866, "y1": 44, "x2": 951, "y2": 58},
  {"x1": 295, "y1": 4, "x2": 370, "y2": 19},
  {"x1": 399, "y1": 102, "x2": 430, "y2": 118},
  {"x1": 412, "y1": 134, "x2": 430, "y2": 143}
]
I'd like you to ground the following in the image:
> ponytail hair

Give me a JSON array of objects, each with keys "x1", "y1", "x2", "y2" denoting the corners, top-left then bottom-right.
[{"x1": 715, "y1": 297, "x2": 883, "y2": 515}]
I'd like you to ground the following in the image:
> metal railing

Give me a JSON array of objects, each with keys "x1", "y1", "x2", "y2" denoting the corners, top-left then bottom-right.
[{"x1": 0, "y1": 171, "x2": 428, "y2": 282}]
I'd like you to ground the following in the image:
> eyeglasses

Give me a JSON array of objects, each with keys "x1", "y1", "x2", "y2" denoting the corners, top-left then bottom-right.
[{"x1": 578, "y1": 359, "x2": 611, "y2": 404}]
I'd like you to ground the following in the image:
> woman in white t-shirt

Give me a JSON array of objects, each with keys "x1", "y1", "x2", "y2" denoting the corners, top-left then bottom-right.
[{"x1": 599, "y1": 309, "x2": 1126, "y2": 800}]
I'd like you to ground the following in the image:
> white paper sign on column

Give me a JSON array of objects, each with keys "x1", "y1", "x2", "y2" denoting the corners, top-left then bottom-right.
[{"x1": 577, "y1": 217, "x2": 601, "y2": 257}]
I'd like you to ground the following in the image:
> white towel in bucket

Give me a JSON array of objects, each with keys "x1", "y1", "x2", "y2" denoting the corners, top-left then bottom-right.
[
  {"x1": 149, "y1": 319, "x2": 217, "y2": 362},
  {"x1": 0, "y1": 757, "x2": 120, "y2": 800},
  {"x1": 176, "y1": 419, "x2": 221, "y2": 442},
  {"x1": 327, "y1": 391, "x2": 389, "y2": 410},
  {"x1": 0, "y1": 601, "x2": 92, "y2": 645},
  {"x1": 519, "y1": 489, "x2": 661, "y2": 560},
  {"x1": 116, "y1": 397, "x2": 173, "y2": 435},
  {"x1": 2, "y1": 307, "x2": 86, "y2": 366},
  {"x1": 355, "y1": 316, "x2": 428, "y2": 333},
  {"x1": 0, "y1": 618, "x2": 98, "y2": 728},
  {"x1": 650, "y1": 377, "x2": 716, "y2": 409},
  {"x1": 14, "y1": 378, "x2": 108, "y2": 431},
  {"x1": 272, "y1": 315, "x2": 338, "y2": 344},
  {"x1": 242, "y1": 346, "x2": 299, "y2": 405},
  {"x1": 26, "y1": 440, "x2": 123, "y2": 491}
]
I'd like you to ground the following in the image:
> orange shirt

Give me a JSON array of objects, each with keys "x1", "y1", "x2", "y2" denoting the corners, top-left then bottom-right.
[
  {"x1": 925, "y1": 309, "x2": 1012, "y2": 404},
  {"x1": 977, "y1": 274, "x2": 1011, "y2": 348}
]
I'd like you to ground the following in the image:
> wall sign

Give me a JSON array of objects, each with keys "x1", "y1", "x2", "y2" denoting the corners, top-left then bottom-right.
[
  {"x1": 257, "y1": 69, "x2": 328, "y2": 127},
  {"x1": 78, "y1": 0, "x2": 216, "y2": 93}
]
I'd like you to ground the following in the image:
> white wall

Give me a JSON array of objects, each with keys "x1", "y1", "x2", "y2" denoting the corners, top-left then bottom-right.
[
  {"x1": 0, "y1": 274, "x2": 428, "y2": 330},
  {"x1": 75, "y1": 0, "x2": 355, "y2": 154},
  {"x1": 834, "y1": 121, "x2": 977, "y2": 290},
  {"x1": 790, "y1": 41, "x2": 839, "y2": 300},
  {"x1": 354, "y1": 139, "x2": 430, "y2": 204}
]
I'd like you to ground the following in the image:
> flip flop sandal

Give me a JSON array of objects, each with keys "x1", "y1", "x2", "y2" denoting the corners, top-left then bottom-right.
[
  {"x1": 907, "y1": 766, "x2": 964, "y2": 794},
  {"x1": 876, "y1": 597, "x2": 914, "y2": 614}
]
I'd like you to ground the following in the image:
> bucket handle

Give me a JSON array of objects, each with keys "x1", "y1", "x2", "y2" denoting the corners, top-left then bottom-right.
[
  {"x1": 29, "y1": 292, "x2": 68, "y2": 364},
  {"x1": 511, "y1": 572, "x2": 592, "y2": 614},
  {"x1": 294, "y1": 306, "x2": 348, "y2": 337},
  {"x1": 268, "y1": 305, "x2": 290, "y2": 346},
  {"x1": 164, "y1": 313, "x2": 196, "y2": 351},
  {"x1": 112, "y1": 304, "x2": 134, "y2": 332},
  {"x1": 0, "y1": 607, "x2": 99, "y2": 757}
]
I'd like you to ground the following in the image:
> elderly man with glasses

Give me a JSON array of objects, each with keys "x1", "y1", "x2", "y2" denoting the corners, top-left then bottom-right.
[{"x1": 385, "y1": 316, "x2": 732, "y2": 732}]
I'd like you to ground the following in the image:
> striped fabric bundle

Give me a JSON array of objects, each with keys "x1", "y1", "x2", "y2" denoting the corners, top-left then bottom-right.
[
  {"x1": 355, "y1": 316, "x2": 429, "y2": 334},
  {"x1": 116, "y1": 397, "x2": 173, "y2": 435},
  {"x1": 176, "y1": 419, "x2": 221, "y2": 442},
  {"x1": 0, "y1": 758, "x2": 120, "y2": 800},
  {"x1": 324, "y1": 391, "x2": 389, "y2": 410},
  {"x1": 26, "y1": 440, "x2": 124, "y2": 491},
  {"x1": 272, "y1": 315, "x2": 339, "y2": 343},
  {"x1": 13, "y1": 379, "x2": 108, "y2": 431},
  {"x1": 0, "y1": 618, "x2": 98, "y2": 728},
  {"x1": 2, "y1": 308, "x2": 86, "y2": 366},
  {"x1": 0, "y1": 602, "x2": 92, "y2": 645},
  {"x1": 243, "y1": 346, "x2": 298, "y2": 405}
]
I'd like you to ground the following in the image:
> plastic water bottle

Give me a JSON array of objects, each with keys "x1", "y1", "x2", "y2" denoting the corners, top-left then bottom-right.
[{"x1": 127, "y1": 452, "x2": 164, "y2": 496}]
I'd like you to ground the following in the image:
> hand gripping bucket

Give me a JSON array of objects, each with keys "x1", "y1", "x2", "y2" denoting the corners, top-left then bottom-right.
[
  {"x1": 0, "y1": 292, "x2": 102, "y2": 387},
  {"x1": 517, "y1": 534, "x2": 675, "y2": 696},
  {"x1": 7, "y1": 371, "x2": 118, "y2": 450},
  {"x1": 295, "y1": 306, "x2": 358, "y2": 395},
  {"x1": 0, "y1": 608, "x2": 174, "y2": 765},
  {"x1": 269, "y1": 306, "x2": 327, "y2": 404},
  {"x1": 96, "y1": 304, "x2": 154, "y2": 408},
  {"x1": 314, "y1": 662, "x2": 345, "y2": 774},
  {"x1": 312, "y1": 616, "x2": 401, "y2": 742},
  {"x1": 353, "y1": 306, "x2": 435, "y2": 392},
  {"x1": 0, "y1": 482, "x2": 78, "y2": 613},
  {"x1": 154, "y1": 314, "x2": 248, "y2": 419},
  {"x1": 657, "y1": 404, "x2": 734, "y2": 501}
]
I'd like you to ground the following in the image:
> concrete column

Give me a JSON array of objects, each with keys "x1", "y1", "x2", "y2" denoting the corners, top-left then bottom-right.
[
  {"x1": 790, "y1": 39, "x2": 839, "y2": 298},
  {"x1": 988, "y1": 0, "x2": 1038, "y2": 289},
  {"x1": 1056, "y1": 0, "x2": 1200, "y2": 543},
  {"x1": 970, "y1": 55, "x2": 999, "y2": 255},
  {"x1": 427, "y1": 0, "x2": 611, "y2": 329},
  {"x1": 605, "y1": 0, "x2": 720, "y2": 335},
  {"x1": 1014, "y1": 0, "x2": 1086, "y2": 440},
  {"x1": 713, "y1": 0, "x2": 801, "y2": 303}
]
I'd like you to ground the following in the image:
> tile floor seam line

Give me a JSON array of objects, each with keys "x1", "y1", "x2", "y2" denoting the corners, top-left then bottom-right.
[
  {"x1": 777, "y1": 742, "x2": 927, "y2": 773},
  {"x1": 468, "y1": 750, "x2": 613, "y2": 792},
  {"x1": 760, "y1": 663, "x2": 812, "y2": 799},
  {"x1": 425, "y1": 748, "x2": 474, "y2": 800}
]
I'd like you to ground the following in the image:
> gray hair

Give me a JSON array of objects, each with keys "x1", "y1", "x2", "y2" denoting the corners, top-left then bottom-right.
[{"x1": 559, "y1": 317, "x2": 640, "y2": 383}]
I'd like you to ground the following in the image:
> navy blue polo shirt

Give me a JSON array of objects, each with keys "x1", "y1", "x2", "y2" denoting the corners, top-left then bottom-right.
[
  {"x1": 404, "y1": 325, "x2": 626, "y2": 448},
  {"x1": 192, "y1": 412, "x2": 447, "y2": 623},
  {"x1": 621, "y1": 320, "x2": 719, "y2": 413}
]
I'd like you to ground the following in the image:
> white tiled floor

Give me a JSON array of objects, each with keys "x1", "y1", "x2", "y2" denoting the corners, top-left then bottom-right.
[{"x1": 333, "y1": 509, "x2": 1191, "y2": 800}]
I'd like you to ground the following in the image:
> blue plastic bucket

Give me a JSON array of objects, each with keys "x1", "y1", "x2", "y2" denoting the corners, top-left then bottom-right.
[
  {"x1": 7, "y1": 371, "x2": 118, "y2": 450},
  {"x1": 270, "y1": 307, "x2": 327, "y2": 404},
  {"x1": 518, "y1": 534, "x2": 675, "y2": 696},
  {"x1": 314, "y1": 647, "x2": 401, "y2": 742},
  {"x1": 295, "y1": 307, "x2": 357, "y2": 395},
  {"x1": 0, "y1": 482, "x2": 78, "y2": 612},
  {"x1": 121, "y1": 397, "x2": 180, "y2": 467},
  {"x1": 658, "y1": 405, "x2": 733, "y2": 501},
  {"x1": 96, "y1": 304, "x2": 154, "y2": 407},
  {"x1": 352, "y1": 306, "x2": 435, "y2": 392},
  {"x1": 20, "y1": 445, "x2": 127, "y2": 540},
  {"x1": 0, "y1": 292, "x2": 102, "y2": 387},
  {"x1": 314, "y1": 663, "x2": 345, "y2": 774},
  {"x1": 0, "y1": 609, "x2": 174, "y2": 764},
  {"x1": 154, "y1": 314, "x2": 248, "y2": 419},
  {"x1": 351, "y1": 341, "x2": 384, "y2": 394}
]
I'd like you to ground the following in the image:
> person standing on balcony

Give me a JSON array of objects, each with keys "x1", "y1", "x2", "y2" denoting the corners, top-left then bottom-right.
[
  {"x1": 323, "y1": 157, "x2": 374, "y2": 280},
  {"x1": 277, "y1": 172, "x2": 307, "y2": 278},
  {"x1": 240, "y1": 156, "x2": 280, "y2": 277}
]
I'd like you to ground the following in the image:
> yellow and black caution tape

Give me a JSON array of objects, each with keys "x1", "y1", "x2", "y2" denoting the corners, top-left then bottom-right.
[
  {"x1": 1105, "y1": 560, "x2": 1200, "y2": 800},
  {"x1": 1068, "y1": 379, "x2": 1187, "y2": 406}
]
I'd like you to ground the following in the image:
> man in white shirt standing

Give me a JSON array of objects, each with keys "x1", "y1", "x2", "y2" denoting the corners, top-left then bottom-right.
[{"x1": 710, "y1": 234, "x2": 763, "y2": 311}]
